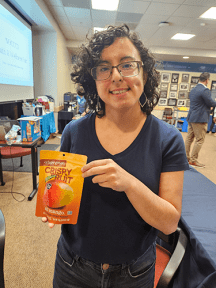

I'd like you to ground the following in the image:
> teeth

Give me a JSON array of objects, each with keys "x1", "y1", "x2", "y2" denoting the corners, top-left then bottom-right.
[{"x1": 112, "y1": 89, "x2": 128, "y2": 94}]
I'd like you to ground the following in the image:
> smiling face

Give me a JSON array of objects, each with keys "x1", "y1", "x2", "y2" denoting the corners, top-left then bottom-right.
[{"x1": 95, "y1": 37, "x2": 147, "y2": 114}]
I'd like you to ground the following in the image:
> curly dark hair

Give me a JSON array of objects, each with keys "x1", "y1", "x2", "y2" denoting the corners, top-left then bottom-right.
[{"x1": 71, "y1": 24, "x2": 160, "y2": 117}]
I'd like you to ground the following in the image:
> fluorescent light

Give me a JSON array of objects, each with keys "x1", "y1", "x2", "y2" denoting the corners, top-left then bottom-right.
[
  {"x1": 183, "y1": 56, "x2": 189, "y2": 59},
  {"x1": 171, "y1": 33, "x2": 195, "y2": 40},
  {"x1": 93, "y1": 27, "x2": 107, "y2": 33},
  {"x1": 91, "y1": 0, "x2": 119, "y2": 11},
  {"x1": 200, "y1": 7, "x2": 216, "y2": 19}
]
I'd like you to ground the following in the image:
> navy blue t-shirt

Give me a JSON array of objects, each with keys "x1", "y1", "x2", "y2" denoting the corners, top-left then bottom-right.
[{"x1": 58, "y1": 113, "x2": 189, "y2": 264}]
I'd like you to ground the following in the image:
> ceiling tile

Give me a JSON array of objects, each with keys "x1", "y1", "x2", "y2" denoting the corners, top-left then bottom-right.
[
  {"x1": 118, "y1": 0, "x2": 150, "y2": 13},
  {"x1": 91, "y1": 10, "x2": 117, "y2": 27},
  {"x1": 182, "y1": 0, "x2": 216, "y2": 6},
  {"x1": 173, "y1": 5, "x2": 208, "y2": 18},
  {"x1": 61, "y1": 0, "x2": 91, "y2": 9},
  {"x1": 136, "y1": 23, "x2": 159, "y2": 39},
  {"x1": 116, "y1": 12, "x2": 143, "y2": 23},
  {"x1": 145, "y1": 2, "x2": 180, "y2": 15},
  {"x1": 55, "y1": 16, "x2": 71, "y2": 25},
  {"x1": 65, "y1": 7, "x2": 92, "y2": 26},
  {"x1": 138, "y1": 13, "x2": 169, "y2": 25},
  {"x1": 151, "y1": 0, "x2": 185, "y2": 3},
  {"x1": 72, "y1": 26, "x2": 92, "y2": 40},
  {"x1": 166, "y1": 16, "x2": 193, "y2": 27}
]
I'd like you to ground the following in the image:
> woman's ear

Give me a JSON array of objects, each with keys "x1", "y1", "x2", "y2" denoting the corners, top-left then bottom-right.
[{"x1": 143, "y1": 72, "x2": 148, "y2": 85}]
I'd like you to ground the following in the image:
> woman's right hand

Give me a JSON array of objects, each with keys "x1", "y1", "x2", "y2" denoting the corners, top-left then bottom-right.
[{"x1": 42, "y1": 217, "x2": 55, "y2": 228}]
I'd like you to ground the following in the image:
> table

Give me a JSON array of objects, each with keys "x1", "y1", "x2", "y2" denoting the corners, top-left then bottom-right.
[
  {"x1": 0, "y1": 137, "x2": 41, "y2": 201},
  {"x1": 58, "y1": 110, "x2": 74, "y2": 133}
]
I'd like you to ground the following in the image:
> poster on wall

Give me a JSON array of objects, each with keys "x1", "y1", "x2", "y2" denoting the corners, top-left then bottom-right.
[
  {"x1": 160, "y1": 83, "x2": 169, "y2": 91},
  {"x1": 177, "y1": 99, "x2": 186, "y2": 107},
  {"x1": 178, "y1": 91, "x2": 188, "y2": 99},
  {"x1": 158, "y1": 98, "x2": 168, "y2": 106},
  {"x1": 160, "y1": 91, "x2": 168, "y2": 98},
  {"x1": 191, "y1": 76, "x2": 199, "y2": 84},
  {"x1": 211, "y1": 81, "x2": 216, "y2": 90},
  {"x1": 182, "y1": 73, "x2": 189, "y2": 82},
  {"x1": 179, "y1": 83, "x2": 189, "y2": 91},
  {"x1": 169, "y1": 91, "x2": 177, "y2": 98},
  {"x1": 171, "y1": 73, "x2": 179, "y2": 83},
  {"x1": 190, "y1": 84, "x2": 197, "y2": 91},
  {"x1": 168, "y1": 98, "x2": 177, "y2": 106},
  {"x1": 161, "y1": 72, "x2": 171, "y2": 83},
  {"x1": 170, "y1": 84, "x2": 178, "y2": 91},
  {"x1": 186, "y1": 100, "x2": 190, "y2": 107}
]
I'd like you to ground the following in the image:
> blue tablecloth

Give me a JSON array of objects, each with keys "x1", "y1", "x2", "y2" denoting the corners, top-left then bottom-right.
[{"x1": 21, "y1": 112, "x2": 56, "y2": 142}]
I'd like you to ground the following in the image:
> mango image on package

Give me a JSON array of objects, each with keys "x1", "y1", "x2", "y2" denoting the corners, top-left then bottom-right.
[{"x1": 35, "y1": 150, "x2": 87, "y2": 224}]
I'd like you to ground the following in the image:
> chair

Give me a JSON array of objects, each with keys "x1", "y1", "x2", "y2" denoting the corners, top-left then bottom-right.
[
  {"x1": 162, "y1": 108, "x2": 175, "y2": 125},
  {"x1": 154, "y1": 227, "x2": 188, "y2": 288},
  {"x1": 0, "y1": 146, "x2": 32, "y2": 186},
  {"x1": 0, "y1": 209, "x2": 5, "y2": 288}
]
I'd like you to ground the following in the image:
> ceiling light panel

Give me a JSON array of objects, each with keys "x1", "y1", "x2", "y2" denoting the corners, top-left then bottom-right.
[
  {"x1": 171, "y1": 33, "x2": 195, "y2": 40},
  {"x1": 91, "y1": 0, "x2": 119, "y2": 11},
  {"x1": 200, "y1": 7, "x2": 216, "y2": 20},
  {"x1": 62, "y1": 0, "x2": 91, "y2": 9}
]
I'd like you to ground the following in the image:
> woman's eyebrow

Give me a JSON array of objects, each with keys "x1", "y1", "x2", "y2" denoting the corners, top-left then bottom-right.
[{"x1": 120, "y1": 56, "x2": 136, "y2": 61}]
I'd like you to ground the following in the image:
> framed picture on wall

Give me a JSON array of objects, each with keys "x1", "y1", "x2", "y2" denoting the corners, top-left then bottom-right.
[
  {"x1": 170, "y1": 84, "x2": 178, "y2": 91},
  {"x1": 168, "y1": 98, "x2": 177, "y2": 106},
  {"x1": 178, "y1": 91, "x2": 188, "y2": 99},
  {"x1": 160, "y1": 83, "x2": 169, "y2": 91},
  {"x1": 160, "y1": 91, "x2": 168, "y2": 98},
  {"x1": 191, "y1": 76, "x2": 199, "y2": 84},
  {"x1": 158, "y1": 98, "x2": 168, "y2": 106},
  {"x1": 179, "y1": 83, "x2": 189, "y2": 91},
  {"x1": 182, "y1": 73, "x2": 189, "y2": 82},
  {"x1": 177, "y1": 99, "x2": 186, "y2": 107},
  {"x1": 186, "y1": 100, "x2": 190, "y2": 107},
  {"x1": 161, "y1": 72, "x2": 171, "y2": 83},
  {"x1": 211, "y1": 81, "x2": 216, "y2": 90},
  {"x1": 190, "y1": 84, "x2": 197, "y2": 91},
  {"x1": 171, "y1": 73, "x2": 179, "y2": 83},
  {"x1": 169, "y1": 91, "x2": 177, "y2": 98}
]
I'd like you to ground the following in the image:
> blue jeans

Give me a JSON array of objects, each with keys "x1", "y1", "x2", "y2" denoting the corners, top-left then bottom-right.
[{"x1": 53, "y1": 242, "x2": 156, "y2": 288}]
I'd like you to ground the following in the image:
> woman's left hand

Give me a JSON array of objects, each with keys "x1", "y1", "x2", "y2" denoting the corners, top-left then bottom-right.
[{"x1": 81, "y1": 159, "x2": 133, "y2": 192}]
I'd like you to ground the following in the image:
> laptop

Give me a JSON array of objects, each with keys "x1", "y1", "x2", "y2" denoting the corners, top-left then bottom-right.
[{"x1": 0, "y1": 125, "x2": 6, "y2": 141}]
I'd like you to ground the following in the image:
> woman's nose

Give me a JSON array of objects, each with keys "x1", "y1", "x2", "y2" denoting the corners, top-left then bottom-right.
[{"x1": 111, "y1": 67, "x2": 123, "y2": 82}]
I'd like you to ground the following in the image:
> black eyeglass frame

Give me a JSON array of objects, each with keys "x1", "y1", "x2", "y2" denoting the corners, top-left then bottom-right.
[{"x1": 91, "y1": 60, "x2": 144, "y2": 81}]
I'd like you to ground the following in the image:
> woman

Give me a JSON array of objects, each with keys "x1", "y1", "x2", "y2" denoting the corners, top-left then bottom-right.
[{"x1": 42, "y1": 25, "x2": 189, "y2": 288}]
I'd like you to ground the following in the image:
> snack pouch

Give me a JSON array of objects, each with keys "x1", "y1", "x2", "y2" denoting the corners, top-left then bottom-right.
[{"x1": 35, "y1": 150, "x2": 87, "y2": 224}]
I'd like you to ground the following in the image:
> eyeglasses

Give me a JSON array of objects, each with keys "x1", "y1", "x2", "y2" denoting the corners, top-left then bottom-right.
[{"x1": 91, "y1": 61, "x2": 143, "y2": 81}]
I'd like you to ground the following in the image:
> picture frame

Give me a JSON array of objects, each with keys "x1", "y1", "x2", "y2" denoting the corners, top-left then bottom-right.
[
  {"x1": 158, "y1": 98, "x2": 168, "y2": 106},
  {"x1": 160, "y1": 91, "x2": 167, "y2": 98},
  {"x1": 169, "y1": 91, "x2": 177, "y2": 98},
  {"x1": 171, "y1": 73, "x2": 179, "y2": 83},
  {"x1": 178, "y1": 91, "x2": 188, "y2": 99},
  {"x1": 186, "y1": 100, "x2": 190, "y2": 107},
  {"x1": 168, "y1": 98, "x2": 177, "y2": 106},
  {"x1": 211, "y1": 81, "x2": 216, "y2": 90},
  {"x1": 190, "y1": 84, "x2": 197, "y2": 91},
  {"x1": 177, "y1": 99, "x2": 186, "y2": 107},
  {"x1": 191, "y1": 76, "x2": 199, "y2": 84},
  {"x1": 182, "y1": 73, "x2": 189, "y2": 83},
  {"x1": 160, "y1": 83, "x2": 169, "y2": 91},
  {"x1": 170, "y1": 84, "x2": 178, "y2": 91},
  {"x1": 179, "y1": 83, "x2": 189, "y2": 91},
  {"x1": 161, "y1": 72, "x2": 171, "y2": 83}
]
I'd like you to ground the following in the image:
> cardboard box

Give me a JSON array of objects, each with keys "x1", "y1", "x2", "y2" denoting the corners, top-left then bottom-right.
[
  {"x1": 22, "y1": 106, "x2": 35, "y2": 116},
  {"x1": 18, "y1": 117, "x2": 41, "y2": 142}
]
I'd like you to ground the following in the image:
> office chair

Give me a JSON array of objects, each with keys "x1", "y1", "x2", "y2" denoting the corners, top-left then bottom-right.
[
  {"x1": 0, "y1": 146, "x2": 32, "y2": 186},
  {"x1": 154, "y1": 227, "x2": 188, "y2": 288},
  {"x1": 0, "y1": 209, "x2": 5, "y2": 288},
  {"x1": 162, "y1": 108, "x2": 175, "y2": 125}
]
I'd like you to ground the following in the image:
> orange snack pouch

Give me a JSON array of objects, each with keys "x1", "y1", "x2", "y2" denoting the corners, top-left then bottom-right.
[{"x1": 35, "y1": 150, "x2": 87, "y2": 224}]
